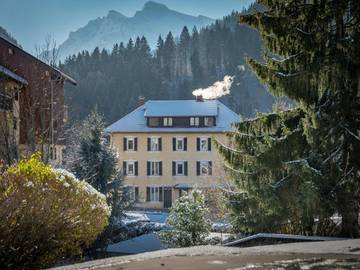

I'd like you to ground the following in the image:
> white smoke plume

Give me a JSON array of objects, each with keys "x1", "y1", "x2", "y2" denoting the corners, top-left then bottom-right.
[{"x1": 192, "y1": 75, "x2": 235, "y2": 100}]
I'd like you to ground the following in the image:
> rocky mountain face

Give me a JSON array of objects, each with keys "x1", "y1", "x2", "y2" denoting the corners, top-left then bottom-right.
[{"x1": 58, "y1": 1, "x2": 214, "y2": 59}]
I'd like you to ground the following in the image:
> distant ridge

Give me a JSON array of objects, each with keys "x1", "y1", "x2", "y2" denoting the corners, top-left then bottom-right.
[{"x1": 58, "y1": 1, "x2": 214, "y2": 59}]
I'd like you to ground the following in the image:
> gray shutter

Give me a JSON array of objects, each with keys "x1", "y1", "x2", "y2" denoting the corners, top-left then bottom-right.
[
  {"x1": 173, "y1": 138, "x2": 176, "y2": 151},
  {"x1": 135, "y1": 161, "x2": 138, "y2": 176},
  {"x1": 208, "y1": 138, "x2": 212, "y2": 151},
  {"x1": 159, "y1": 187, "x2": 163, "y2": 202},
  {"x1": 196, "y1": 161, "x2": 200, "y2": 176},
  {"x1": 184, "y1": 161, "x2": 188, "y2": 176},
  {"x1": 159, "y1": 162, "x2": 163, "y2": 176},
  {"x1": 197, "y1": 138, "x2": 200, "y2": 151},
  {"x1": 209, "y1": 161, "x2": 212, "y2": 175},
  {"x1": 146, "y1": 187, "x2": 150, "y2": 201},
  {"x1": 123, "y1": 161, "x2": 127, "y2": 175},
  {"x1": 147, "y1": 161, "x2": 150, "y2": 176},
  {"x1": 172, "y1": 161, "x2": 176, "y2": 176},
  {"x1": 159, "y1": 138, "x2": 162, "y2": 151},
  {"x1": 123, "y1": 138, "x2": 127, "y2": 151},
  {"x1": 184, "y1": 137, "x2": 187, "y2": 151},
  {"x1": 147, "y1": 138, "x2": 151, "y2": 151},
  {"x1": 134, "y1": 138, "x2": 138, "y2": 151}
]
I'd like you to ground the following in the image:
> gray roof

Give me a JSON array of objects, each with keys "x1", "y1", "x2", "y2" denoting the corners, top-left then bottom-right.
[
  {"x1": 0, "y1": 36, "x2": 77, "y2": 86},
  {"x1": 145, "y1": 100, "x2": 218, "y2": 117},
  {"x1": 106, "y1": 233, "x2": 164, "y2": 254},
  {"x1": 0, "y1": 64, "x2": 28, "y2": 85},
  {"x1": 106, "y1": 100, "x2": 240, "y2": 133}
]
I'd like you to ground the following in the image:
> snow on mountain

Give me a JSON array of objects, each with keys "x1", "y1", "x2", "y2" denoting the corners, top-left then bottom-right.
[{"x1": 58, "y1": 1, "x2": 214, "y2": 59}]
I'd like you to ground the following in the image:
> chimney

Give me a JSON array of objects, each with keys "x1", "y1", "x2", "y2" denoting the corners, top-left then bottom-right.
[
  {"x1": 138, "y1": 96, "x2": 146, "y2": 106},
  {"x1": 195, "y1": 95, "x2": 204, "y2": 102}
]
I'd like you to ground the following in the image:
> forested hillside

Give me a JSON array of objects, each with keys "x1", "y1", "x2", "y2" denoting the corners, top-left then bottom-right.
[{"x1": 61, "y1": 9, "x2": 274, "y2": 124}]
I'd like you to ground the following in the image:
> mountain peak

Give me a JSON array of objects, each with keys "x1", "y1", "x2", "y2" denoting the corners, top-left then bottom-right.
[
  {"x1": 143, "y1": 1, "x2": 169, "y2": 12},
  {"x1": 107, "y1": 10, "x2": 127, "y2": 20}
]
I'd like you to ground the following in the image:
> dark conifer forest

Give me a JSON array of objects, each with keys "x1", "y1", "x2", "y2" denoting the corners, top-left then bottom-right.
[{"x1": 61, "y1": 10, "x2": 274, "y2": 124}]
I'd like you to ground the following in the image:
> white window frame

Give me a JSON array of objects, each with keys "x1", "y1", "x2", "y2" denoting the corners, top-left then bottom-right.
[
  {"x1": 163, "y1": 117, "x2": 173, "y2": 126},
  {"x1": 149, "y1": 186, "x2": 160, "y2": 202},
  {"x1": 125, "y1": 160, "x2": 136, "y2": 176},
  {"x1": 200, "y1": 137, "x2": 209, "y2": 151},
  {"x1": 150, "y1": 137, "x2": 160, "y2": 152},
  {"x1": 190, "y1": 117, "x2": 200, "y2": 126},
  {"x1": 200, "y1": 160, "x2": 211, "y2": 176},
  {"x1": 175, "y1": 160, "x2": 185, "y2": 176},
  {"x1": 126, "y1": 185, "x2": 137, "y2": 201},
  {"x1": 175, "y1": 137, "x2": 185, "y2": 151},
  {"x1": 204, "y1": 117, "x2": 214, "y2": 127},
  {"x1": 126, "y1": 137, "x2": 135, "y2": 151},
  {"x1": 149, "y1": 160, "x2": 161, "y2": 176}
]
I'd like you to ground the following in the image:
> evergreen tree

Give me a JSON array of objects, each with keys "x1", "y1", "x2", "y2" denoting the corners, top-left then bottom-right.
[
  {"x1": 163, "y1": 31, "x2": 176, "y2": 80},
  {"x1": 218, "y1": 0, "x2": 360, "y2": 237},
  {"x1": 71, "y1": 109, "x2": 128, "y2": 217},
  {"x1": 161, "y1": 189, "x2": 211, "y2": 247}
]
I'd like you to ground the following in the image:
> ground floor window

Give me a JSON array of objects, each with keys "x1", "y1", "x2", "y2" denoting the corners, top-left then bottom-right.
[
  {"x1": 146, "y1": 186, "x2": 163, "y2": 202},
  {"x1": 127, "y1": 186, "x2": 139, "y2": 202}
]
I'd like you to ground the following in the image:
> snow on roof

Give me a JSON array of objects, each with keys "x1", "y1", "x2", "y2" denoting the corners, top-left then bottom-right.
[
  {"x1": 224, "y1": 233, "x2": 348, "y2": 247},
  {"x1": 174, "y1": 183, "x2": 193, "y2": 189},
  {"x1": 106, "y1": 100, "x2": 240, "y2": 133},
  {"x1": 106, "y1": 233, "x2": 164, "y2": 254},
  {"x1": 145, "y1": 100, "x2": 218, "y2": 117}
]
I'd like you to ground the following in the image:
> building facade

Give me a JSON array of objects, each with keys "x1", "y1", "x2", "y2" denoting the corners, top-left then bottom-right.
[
  {"x1": 0, "y1": 37, "x2": 76, "y2": 165},
  {"x1": 0, "y1": 64, "x2": 27, "y2": 164},
  {"x1": 106, "y1": 99, "x2": 239, "y2": 209}
]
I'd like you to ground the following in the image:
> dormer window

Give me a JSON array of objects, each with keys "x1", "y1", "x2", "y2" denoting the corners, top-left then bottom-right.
[
  {"x1": 190, "y1": 117, "x2": 200, "y2": 126},
  {"x1": 163, "y1": 117, "x2": 173, "y2": 127},
  {"x1": 148, "y1": 117, "x2": 160, "y2": 127},
  {"x1": 204, "y1": 117, "x2": 214, "y2": 127}
]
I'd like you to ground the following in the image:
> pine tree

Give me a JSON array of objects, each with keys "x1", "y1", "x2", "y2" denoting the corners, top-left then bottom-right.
[
  {"x1": 71, "y1": 109, "x2": 128, "y2": 217},
  {"x1": 218, "y1": 1, "x2": 360, "y2": 237},
  {"x1": 163, "y1": 32, "x2": 176, "y2": 80},
  {"x1": 160, "y1": 189, "x2": 211, "y2": 247}
]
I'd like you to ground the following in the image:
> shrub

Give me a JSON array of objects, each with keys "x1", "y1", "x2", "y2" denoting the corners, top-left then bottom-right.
[
  {"x1": 160, "y1": 189, "x2": 211, "y2": 247},
  {"x1": 0, "y1": 154, "x2": 110, "y2": 269}
]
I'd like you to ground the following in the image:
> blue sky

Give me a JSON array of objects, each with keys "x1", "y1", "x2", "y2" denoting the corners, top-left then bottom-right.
[{"x1": 0, "y1": 0, "x2": 254, "y2": 52}]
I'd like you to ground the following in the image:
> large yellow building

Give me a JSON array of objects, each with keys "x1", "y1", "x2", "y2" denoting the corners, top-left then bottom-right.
[{"x1": 106, "y1": 99, "x2": 239, "y2": 209}]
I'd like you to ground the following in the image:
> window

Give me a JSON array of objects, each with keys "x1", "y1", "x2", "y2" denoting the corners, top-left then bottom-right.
[
  {"x1": 173, "y1": 137, "x2": 187, "y2": 151},
  {"x1": 50, "y1": 146, "x2": 57, "y2": 160},
  {"x1": 127, "y1": 186, "x2": 139, "y2": 202},
  {"x1": 204, "y1": 117, "x2": 214, "y2": 127},
  {"x1": 197, "y1": 137, "x2": 211, "y2": 151},
  {"x1": 197, "y1": 161, "x2": 212, "y2": 176},
  {"x1": 163, "y1": 117, "x2": 173, "y2": 127},
  {"x1": 123, "y1": 161, "x2": 138, "y2": 176},
  {"x1": 148, "y1": 117, "x2": 160, "y2": 127},
  {"x1": 0, "y1": 93, "x2": 13, "y2": 111},
  {"x1": 190, "y1": 117, "x2": 200, "y2": 126},
  {"x1": 147, "y1": 186, "x2": 163, "y2": 202},
  {"x1": 127, "y1": 161, "x2": 135, "y2": 176},
  {"x1": 124, "y1": 137, "x2": 137, "y2": 151},
  {"x1": 148, "y1": 137, "x2": 161, "y2": 151},
  {"x1": 147, "y1": 161, "x2": 162, "y2": 176},
  {"x1": 173, "y1": 161, "x2": 188, "y2": 176}
]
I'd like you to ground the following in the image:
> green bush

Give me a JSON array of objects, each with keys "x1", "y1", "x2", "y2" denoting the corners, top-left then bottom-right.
[
  {"x1": 161, "y1": 189, "x2": 211, "y2": 247},
  {"x1": 0, "y1": 154, "x2": 110, "y2": 269}
]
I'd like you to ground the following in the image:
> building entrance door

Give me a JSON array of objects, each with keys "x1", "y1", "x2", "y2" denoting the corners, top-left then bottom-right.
[{"x1": 163, "y1": 187, "x2": 172, "y2": 208}]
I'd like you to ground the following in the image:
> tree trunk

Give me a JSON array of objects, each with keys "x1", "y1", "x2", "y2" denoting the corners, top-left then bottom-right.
[{"x1": 339, "y1": 203, "x2": 360, "y2": 238}]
